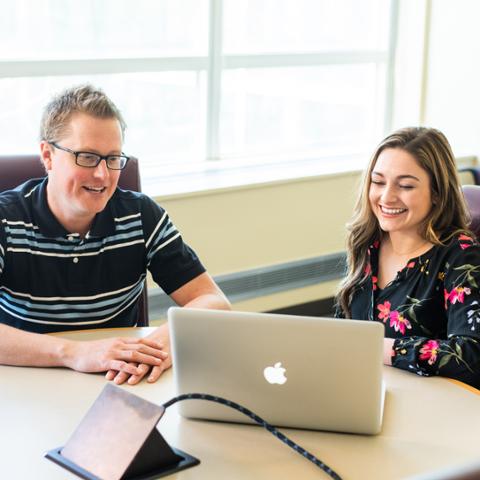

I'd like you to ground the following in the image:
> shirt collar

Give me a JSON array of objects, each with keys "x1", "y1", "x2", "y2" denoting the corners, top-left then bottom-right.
[{"x1": 32, "y1": 178, "x2": 116, "y2": 238}]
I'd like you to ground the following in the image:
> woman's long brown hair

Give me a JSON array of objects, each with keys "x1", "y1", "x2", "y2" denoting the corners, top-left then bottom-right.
[{"x1": 336, "y1": 127, "x2": 473, "y2": 318}]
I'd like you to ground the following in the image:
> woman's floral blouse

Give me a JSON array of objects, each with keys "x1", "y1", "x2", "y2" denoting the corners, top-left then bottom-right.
[{"x1": 349, "y1": 234, "x2": 480, "y2": 389}]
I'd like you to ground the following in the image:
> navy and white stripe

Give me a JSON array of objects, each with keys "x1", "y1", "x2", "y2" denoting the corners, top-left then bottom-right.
[
  {"x1": 3, "y1": 218, "x2": 144, "y2": 257},
  {"x1": 0, "y1": 277, "x2": 145, "y2": 326},
  {"x1": 146, "y1": 210, "x2": 181, "y2": 265},
  {"x1": 0, "y1": 178, "x2": 205, "y2": 333}
]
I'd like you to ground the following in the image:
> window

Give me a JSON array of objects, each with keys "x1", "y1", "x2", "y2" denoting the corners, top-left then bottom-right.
[{"x1": 0, "y1": 0, "x2": 396, "y2": 195}]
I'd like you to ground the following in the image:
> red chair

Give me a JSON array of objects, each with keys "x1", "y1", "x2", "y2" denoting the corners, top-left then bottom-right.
[{"x1": 0, "y1": 154, "x2": 149, "y2": 326}]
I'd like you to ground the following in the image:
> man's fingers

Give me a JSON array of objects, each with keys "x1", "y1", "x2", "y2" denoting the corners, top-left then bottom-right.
[
  {"x1": 106, "y1": 364, "x2": 150, "y2": 385},
  {"x1": 123, "y1": 343, "x2": 169, "y2": 360},
  {"x1": 147, "y1": 364, "x2": 166, "y2": 383},
  {"x1": 108, "y1": 360, "x2": 141, "y2": 376},
  {"x1": 109, "y1": 362, "x2": 143, "y2": 384},
  {"x1": 112, "y1": 339, "x2": 168, "y2": 362},
  {"x1": 119, "y1": 337, "x2": 165, "y2": 350},
  {"x1": 127, "y1": 364, "x2": 150, "y2": 385},
  {"x1": 103, "y1": 342, "x2": 169, "y2": 374},
  {"x1": 118, "y1": 349, "x2": 167, "y2": 366},
  {"x1": 113, "y1": 371, "x2": 130, "y2": 385}
]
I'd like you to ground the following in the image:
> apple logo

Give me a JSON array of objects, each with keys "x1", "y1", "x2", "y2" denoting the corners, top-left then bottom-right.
[{"x1": 263, "y1": 362, "x2": 287, "y2": 385}]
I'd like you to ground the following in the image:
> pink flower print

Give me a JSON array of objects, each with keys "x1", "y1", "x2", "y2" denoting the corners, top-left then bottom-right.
[
  {"x1": 372, "y1": 276, "x2": 378, "y2": 291},
  {"x1": 456, "y1": 287, "x2": 471, "y2": 303},
  {"x1": 389, "y1": 310, "x2": 412, "y2": 335},
  {"x1": 447, "y1": 286, "x2": 472, "y2": 306},
  {"x1": 407, "y1": 261, "x2": 415, "y2": 269},
  {"x1": 377, "y1": 301, "x2": 391, "y2": 322},
  {"x1": 373, "y1": 240, "x2": 380, "y2": 249},
  {"x1": 419, "y1": 340, "x2": 440, "y2": 365},
  {"x1": 459, "y1": 234, "x2": 474, "y2": 250}
]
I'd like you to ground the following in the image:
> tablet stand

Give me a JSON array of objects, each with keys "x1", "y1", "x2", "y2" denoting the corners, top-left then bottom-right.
[{"x1": 45, "y1": 383, "x2": 199, "y2": 480}]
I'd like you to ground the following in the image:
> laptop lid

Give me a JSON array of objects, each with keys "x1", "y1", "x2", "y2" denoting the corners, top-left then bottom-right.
[{"x1": 169, "y1": 307, "x2": 385, "y2": 435}]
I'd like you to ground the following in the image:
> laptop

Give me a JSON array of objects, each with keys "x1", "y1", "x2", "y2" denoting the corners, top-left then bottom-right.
[{"x1": 168, "y1": 307, "x2": 386, "y2": 435}]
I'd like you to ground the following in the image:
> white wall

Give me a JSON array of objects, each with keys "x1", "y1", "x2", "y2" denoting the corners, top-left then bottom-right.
[
  {"x1": 422, "y1": 0, "x2": 480, "y2": 158},
  {"x1": 393, "y1": 0, "x2": 480, "y2": 159},
  {"x1": 149, "y1": 171, "x2": 361, "y2": 316},
  {"x1": 158, "y1": 172, "x2": 360, "y2": 276}
]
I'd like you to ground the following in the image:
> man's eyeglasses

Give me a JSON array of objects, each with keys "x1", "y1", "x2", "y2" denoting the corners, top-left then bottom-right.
[{"x1": 49, "y1": 142, "x2": 130, "y2": 170}]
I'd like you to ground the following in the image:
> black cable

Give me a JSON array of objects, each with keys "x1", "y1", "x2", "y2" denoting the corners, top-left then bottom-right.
[{"x1": 163, "y1": 393, "x2": 342, "y2": 480}]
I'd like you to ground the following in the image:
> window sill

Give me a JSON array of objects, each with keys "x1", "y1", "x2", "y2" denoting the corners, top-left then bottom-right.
[{"x1": 142, "y1": 153, "x2": 367, "y2": 201}]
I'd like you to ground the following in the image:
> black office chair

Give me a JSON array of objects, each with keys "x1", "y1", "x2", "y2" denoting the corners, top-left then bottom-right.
[{"x1": 0, "y1": 154, "x2": 149, "y2": 326}]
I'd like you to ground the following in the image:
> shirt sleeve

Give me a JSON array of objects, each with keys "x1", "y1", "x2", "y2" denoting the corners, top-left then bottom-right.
[
  {"x1": 141, "y1": 197, "x2": 206, "y2": 295},
  {"x1": 392, "y1": 236, "x2": 480, "y2": 389}
]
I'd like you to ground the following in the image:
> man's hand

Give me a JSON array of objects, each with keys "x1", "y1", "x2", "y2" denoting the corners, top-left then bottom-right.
[
  {"x1": 105, "y1": 323, "x2": 172, "y2": 385},
  {"x1": 103, "y1": 273, "x2": 230, "y2": 386},
  {"x1": 105, "y1": 357, "x2": 171, "y2": 385},
  {"x1": 63, "y1": 337, "x2": 168, "y2": 376}
]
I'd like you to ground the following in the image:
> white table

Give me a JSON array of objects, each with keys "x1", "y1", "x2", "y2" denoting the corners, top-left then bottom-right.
[{"x1": 1, "y1": 327, "x2": 479, "y2": 479}]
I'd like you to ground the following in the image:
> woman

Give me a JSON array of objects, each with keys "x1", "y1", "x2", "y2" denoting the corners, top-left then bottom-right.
[{"x1": 336, "y1": 127, "x2": 480, "y2": 389}]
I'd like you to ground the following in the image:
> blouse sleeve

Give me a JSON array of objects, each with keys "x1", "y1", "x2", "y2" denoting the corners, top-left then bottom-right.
[{"x1": 392, "y1": 236, "x2": 480, "y2": 389}]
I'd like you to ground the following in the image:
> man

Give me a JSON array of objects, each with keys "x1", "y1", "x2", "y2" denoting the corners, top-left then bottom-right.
[{"x1": 0, "y1": 84, "x2": 230, "y2": 385}]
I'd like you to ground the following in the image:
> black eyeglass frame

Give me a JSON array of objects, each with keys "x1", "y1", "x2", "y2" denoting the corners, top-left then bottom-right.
[{"x1": 49, "y1": 142, "x2": 130, "y2": 170}]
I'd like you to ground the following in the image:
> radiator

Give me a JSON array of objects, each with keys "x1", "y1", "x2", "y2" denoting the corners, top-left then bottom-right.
[{"x1": 148, "y1": 251, "x2": 346, "y2": 318}]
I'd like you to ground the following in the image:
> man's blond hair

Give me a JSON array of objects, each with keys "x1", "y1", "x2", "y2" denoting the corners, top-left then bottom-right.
[{"x1": 40, "y1": 84, "x2": 126, "y2": 142}]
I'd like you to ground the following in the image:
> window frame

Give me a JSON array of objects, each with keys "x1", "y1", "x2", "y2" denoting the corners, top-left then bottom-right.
[{"x1": 0, "y1": 0, "x2": 400, "y2": 194}]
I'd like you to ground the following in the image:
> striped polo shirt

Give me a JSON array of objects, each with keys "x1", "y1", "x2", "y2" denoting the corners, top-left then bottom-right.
[{"x1": 0, "y1": 178, "x2": 205, "y2": 333}]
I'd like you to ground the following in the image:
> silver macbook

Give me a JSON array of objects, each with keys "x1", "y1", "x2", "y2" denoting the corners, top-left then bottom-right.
[{"x1": 169, "y1": 307, "x2": 385, "y2": 435}]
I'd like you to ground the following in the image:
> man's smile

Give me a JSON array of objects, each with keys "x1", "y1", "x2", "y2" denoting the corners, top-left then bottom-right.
[{"x1": 83, "y1": 186, "x2": 107, "y2": 193}]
